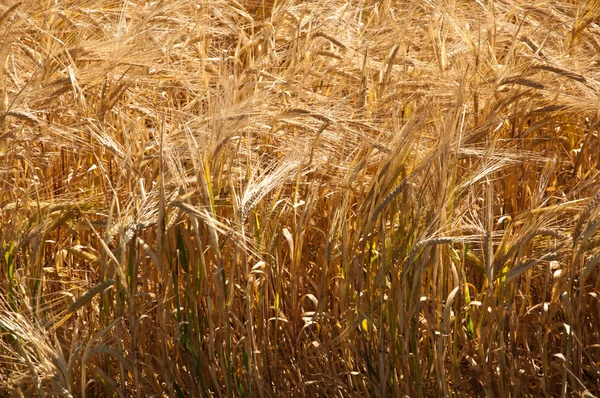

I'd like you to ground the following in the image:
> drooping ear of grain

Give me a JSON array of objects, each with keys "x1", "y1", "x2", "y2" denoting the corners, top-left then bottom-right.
[
  {"x1": 242, "y1": 0, "x2": 277, "y2": 19},
  {"x1": 1, "y1": 0, "x2": 600, "y2": 396}
]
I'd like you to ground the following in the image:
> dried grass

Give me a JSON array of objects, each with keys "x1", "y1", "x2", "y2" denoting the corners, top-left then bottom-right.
[{"x1": 1, "y1": 0, "x2": 600, "y2": 396}]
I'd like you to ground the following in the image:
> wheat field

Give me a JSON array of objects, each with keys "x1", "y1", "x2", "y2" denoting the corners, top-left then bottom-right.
[{"x1": 1, "y1": 0, "x2": 600, "y2": 397}]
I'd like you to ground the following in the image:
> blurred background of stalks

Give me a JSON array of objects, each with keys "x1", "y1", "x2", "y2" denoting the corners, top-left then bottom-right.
[{"x1": 1, "y1": 0, "x2": 600, "y2": 396}]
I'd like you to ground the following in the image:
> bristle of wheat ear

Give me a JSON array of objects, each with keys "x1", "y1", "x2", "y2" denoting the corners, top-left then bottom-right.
[
  {"x1": 532, "y1": 62, "x2": 587, "y2": 83},
  {"x1": 498, "y1": 77, "x2": 545, "y2": 90},
  {"x1": 0, "y1": 2, "x2": 21, "y2": 26},
  {"x1": 67, "y1": 279, "x2": 116, "y2": 314},
  {"x1": 573, "y1": 190, "x2": 600, "y2": 242},
  {"x1": 4, "y1": 110, "x2": 43, "y2": 125},
  {"x1": 49, "y1": 279, "x2": 116, "y2": 331}
]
